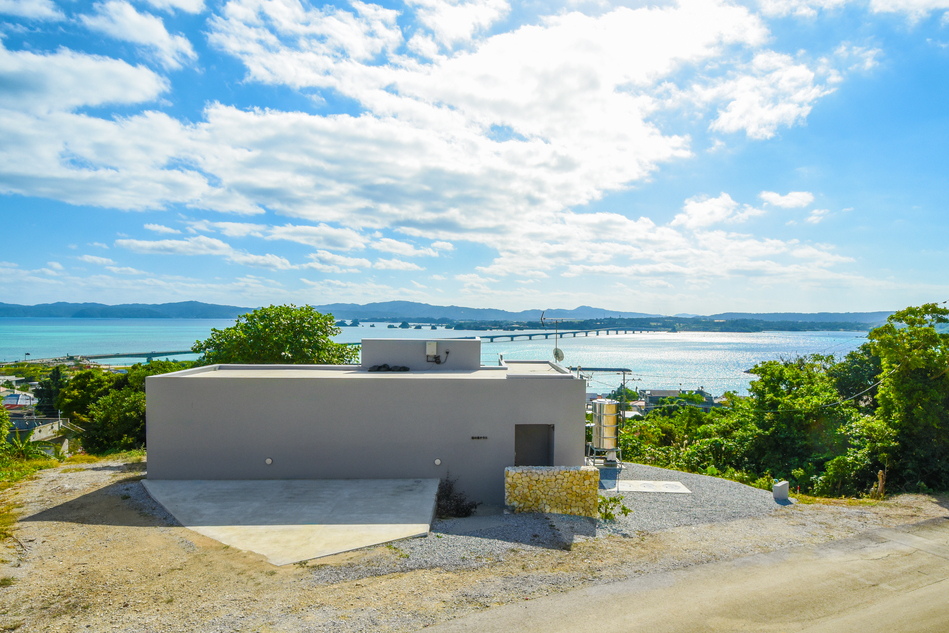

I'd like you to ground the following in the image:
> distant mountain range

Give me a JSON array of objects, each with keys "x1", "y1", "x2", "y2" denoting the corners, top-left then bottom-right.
[
  {"x1": 312, "y1": 301, "x2": 658, "y2": 321},
  {"x1": 0, "y1": 301, "x2": 251, "y2": 319},
  {"x1": 0, "y1": 300, "x2": 894, "y2": 325}
]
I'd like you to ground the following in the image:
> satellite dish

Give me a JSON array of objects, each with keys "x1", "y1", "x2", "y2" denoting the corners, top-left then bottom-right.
[{"x1": 553, "y1": 348, "x2": 564, "y2": 362}]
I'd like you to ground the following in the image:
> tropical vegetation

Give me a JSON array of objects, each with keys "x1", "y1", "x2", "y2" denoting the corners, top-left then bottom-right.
[{"x1": 619, "y1": 303, "x2": 948, "y2": 496}]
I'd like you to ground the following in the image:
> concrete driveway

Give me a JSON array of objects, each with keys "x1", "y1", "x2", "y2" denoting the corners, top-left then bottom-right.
[
  {"x1": 421, "y1": 517, "x2": 949, "y2": 632},
  {"x1": 143, "y1": 478, "x2": 439, "y2": 565}
]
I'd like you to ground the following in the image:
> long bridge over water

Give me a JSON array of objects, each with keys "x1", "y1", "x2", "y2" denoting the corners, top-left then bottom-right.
[{"x1": 33, "y1": 327, "x2": 659, "y2": 362}]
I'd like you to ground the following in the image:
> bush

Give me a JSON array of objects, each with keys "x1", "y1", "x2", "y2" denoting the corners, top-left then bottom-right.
[
  {"x1": 435, "y1": 474, "x2": 479, "y2": 519},
  {"x1": 82, "y1": 388, "x2": 146, "y2": 454}
]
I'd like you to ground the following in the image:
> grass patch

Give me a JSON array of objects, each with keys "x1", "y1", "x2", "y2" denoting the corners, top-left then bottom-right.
[
  {"x1": 63, "y1": 454, "x2": 100, "y2": 464},
  {"x1": 792, "y1": 494, "x2": 883, "y2": 507},
  {"x1": 0, "y1": 457, "x2": 58, "y2": 491},
  {"x1": 0, "y1": 577, "x2": 14, "y2": 587},
  {"x1": 92, "y1": 449, "x2": 146, "y2": 463}
]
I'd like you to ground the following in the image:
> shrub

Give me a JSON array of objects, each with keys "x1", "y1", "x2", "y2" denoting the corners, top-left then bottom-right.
[{"x1": 435, "y1": 474, "x2": 479, "y2": 519}]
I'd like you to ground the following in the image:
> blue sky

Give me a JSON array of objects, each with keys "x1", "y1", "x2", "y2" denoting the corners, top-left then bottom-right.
[{"x1": 1, "y1": 0, "x2": 947, "y2": 314}]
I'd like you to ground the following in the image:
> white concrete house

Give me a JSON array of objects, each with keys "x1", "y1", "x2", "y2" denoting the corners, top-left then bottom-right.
[{"x1": 145, "y1": 338, "x2": 586, "y2": 505}]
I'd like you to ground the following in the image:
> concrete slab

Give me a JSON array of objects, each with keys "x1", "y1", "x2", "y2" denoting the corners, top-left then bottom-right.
[
  {"x1": 617, "y1": 480, "x2": 691, "y2": 493},
  {"x1": 142, "y1": 478, "x2": 439, "y2": 566}
]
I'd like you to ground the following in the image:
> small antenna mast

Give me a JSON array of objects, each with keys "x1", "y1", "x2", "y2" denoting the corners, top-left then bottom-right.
[{"x1": 541, "y1": 310, "x2": 566, "y2": 363}]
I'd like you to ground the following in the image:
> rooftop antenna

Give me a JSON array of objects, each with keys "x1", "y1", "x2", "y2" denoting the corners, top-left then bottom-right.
[{"x1": 540, "y1": 311, "x2": 565, "y2": 363}]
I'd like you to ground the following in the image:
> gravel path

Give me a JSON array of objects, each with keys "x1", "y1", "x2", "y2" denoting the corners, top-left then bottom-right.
[
  {"x1": 307, "y1": 462, "x2": 780, "y2": 584},
  {"x1": 604, "y1": 463, "x2": 779, "y2": 533}
]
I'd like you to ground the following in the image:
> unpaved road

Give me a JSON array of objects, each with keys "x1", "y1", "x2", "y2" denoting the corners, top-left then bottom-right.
[{"x1": 1, "y1": 458, "x2": 947, "y2": 632}]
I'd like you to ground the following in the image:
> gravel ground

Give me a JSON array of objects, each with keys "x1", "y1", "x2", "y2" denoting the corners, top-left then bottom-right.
[
  {"x1": 2, "y1": 458, "x2": 947, "y2": 633},
  {"x1": 306, "y1": 462, "x2": 780, "y2": 584}
]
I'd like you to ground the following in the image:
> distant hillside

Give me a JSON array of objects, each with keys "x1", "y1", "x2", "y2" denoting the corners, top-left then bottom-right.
[
  {"x1": 0, "y1": 300, "x2": 898, "y2": 326},
  {"x1": 313, "y1": 301, "x2": 658, "y2": 322},
  {"x1": 0, "y1": 301, "x2": 251, "y2": 319},
  {"x1": 706, "y1": 311, "x2": 893, "y2": 325}
]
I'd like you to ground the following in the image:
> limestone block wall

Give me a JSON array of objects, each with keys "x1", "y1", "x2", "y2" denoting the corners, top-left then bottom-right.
[{"x1": 504, "y1": 466, "x2": 599, "y2": 517}]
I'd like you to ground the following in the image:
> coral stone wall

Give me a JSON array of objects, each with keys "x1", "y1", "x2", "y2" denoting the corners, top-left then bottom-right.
[{"x1": 504, "y1": 466, "x2": 599, "y2": 517}]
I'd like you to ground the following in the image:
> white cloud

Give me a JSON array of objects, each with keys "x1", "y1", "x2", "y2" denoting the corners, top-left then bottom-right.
[
  {"x1": 302, "y1": 250, "x2": 372, "y2": 273},
  {"x1": 0, "y1": 0, "x2": 64, "y2": 20},
  {"x1": 835, "y1": 44, "x2": 882, "y2": 72},
  {"x1": 81, "y1": 1, "x2": 197, "y2": 70},
  {"x1": 756, "y1": 0, "x2": 849, "y2": 18},
  {"x1": 373, "y1": 237, "x2": 449, "y2": 257},
  {"x1": 0, "y1": 41, "x2": 167, "y2": 114},
  {"x1": 106, "y1": 266, "x2": 148, "y2": 274},
  {"x1": 374, "y1": 258, "x2": 425, "y2": 271},
  {"x1": 869, "y1": 0, "x2": 949, "y2": 21},
  {"x1": 142, "y1": 0, "x2": 205, "y2": 13},
  {"x1": 46, "y1": 261, "x2": 64, "y2": 270},
  {"x1": 145, "y1": 223, "x2": 181, "y2": 234},
  {"x1": 406, "y1": 0, "x2": 510, "y2": 48},
  {"x1": 806, "y1": 208, "x2": 830, "y2": 223},
  {"x1": 91, "y1": 242, "x2": 109, "y2": 249},
  {"x1": 266, "y1": 224, "x2": 366, "y2": 250},
  {"x1": 696, "y1": 51, "x2": 837, "y2": 139},
  {"x1": 77, "y1": 254, "x2": 115, "y2": 265},
  {"x1": 759, "y1": 190, "x2": 814, "y2": 208},
  {"x1": 188, "y1": 220, "x2": 266, "y2": 237},
  {"x1": 672, "y1": 193, "x2": 765, "y2": 229},
  {"x1": 116, "y1": 235, "x2": 292, "y2": 270}
]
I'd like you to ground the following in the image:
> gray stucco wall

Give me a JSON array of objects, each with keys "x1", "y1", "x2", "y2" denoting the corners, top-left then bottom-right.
[{"x1": 146, "y1": 366, "x2": 585, "y2": 505}]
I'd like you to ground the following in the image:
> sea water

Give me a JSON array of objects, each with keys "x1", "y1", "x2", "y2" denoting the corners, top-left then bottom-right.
[{"x1": 0, "y1": 318, "x2": 868, "y2": 395}]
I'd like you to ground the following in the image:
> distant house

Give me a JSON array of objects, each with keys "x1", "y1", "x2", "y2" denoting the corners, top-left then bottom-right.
[
  {"x1": 642, "y1": 388, "x2": 719, "y2": 414},
  {"x1": 3, "y1": 392, "x2": 37, "y2": 408}
]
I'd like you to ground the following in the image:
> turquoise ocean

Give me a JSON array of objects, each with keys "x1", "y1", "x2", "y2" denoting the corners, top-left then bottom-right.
[{"x1": 0, "y1": 318, "x2": 868, "y2": 396}]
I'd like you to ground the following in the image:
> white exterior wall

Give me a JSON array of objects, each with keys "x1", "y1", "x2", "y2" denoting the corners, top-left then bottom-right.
[{"x1": 146, "y1": 350, "x2": 585, "y2": 505}]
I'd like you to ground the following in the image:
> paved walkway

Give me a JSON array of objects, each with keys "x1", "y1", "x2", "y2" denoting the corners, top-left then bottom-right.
[{"x1": 422, "y1": 517, "x2": 949, "y2": 632}]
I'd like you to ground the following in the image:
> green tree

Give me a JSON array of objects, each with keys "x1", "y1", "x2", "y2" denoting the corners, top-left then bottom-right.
[
  {"x1": 56, "y1": 369, "x2": 120, "y2": 426},
  {"x1": 34, "y1": 365, "x2": 68, "y2": 417},
  {"x1": 741, "y1": 355, "x2": 857, "y2": 481},
  {"x1": 827, "y1": 343, "x2": 882, "y2": 414},
  {"x1": 83, "y1": 388, "x2": 147, "y2": 454},
  {"x1": 192, "y1": 304, "x2": 357, "y2": 365},
  {"x1": 869, "y1": 303, "x2": 949, "y2": 490},
  {"x1": 607, "y1": 386, "x2": 639, "y2": 409}
]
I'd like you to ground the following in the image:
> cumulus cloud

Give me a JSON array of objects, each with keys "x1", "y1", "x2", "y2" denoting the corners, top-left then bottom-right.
[
  {"x1": 116, "y1": 235, "x2": 292, "y2": 270},
  {"x1": 0, "y1": 0, "x2": 870, "y2": 301},
  {"x1": 0, "y1": 0, "x2": 64, "y2": 20},
  {"x1": 145, "y1": 223, "x2": 181, "y2": 234},
  {"x1": 77, "y1": 254, "x2": 115, "y2": 265},
  {"x1": 188, "y1": 220, "x2": 266, "y2": 237},
  {"x1": 672, "y1": 193, "x2": 765, "y2": 229},
  {"x1": 0, "y1": 41, "x2": 167, "y2": 114},
  {"x1": 406, "y1": 0, "x2": 510, "y2": 49},
  {"x1": 81, "y1": 1, "x2": 197, "y2": 69},
  {"x1": 142, "y1": 0, "x2": 205, "y2": 13},
  {"x1": 759, "y1": 190, "x2": 814, "y2": 208},
  {"x1": 372, "y1": 237, "x2": 450, "y2": 257},
  {"x1": 374, "y1": 258, "x2": 425, "y2": 271},
  {"x1": 696, "y1": 51, "x2": 837, "y2": 139},
  {"x1": 806, "y1": 208, "x2": 830, "y2": 223},
  {"x1": 266, "y1": 224, "x2": 366, "y2": 250},
  {"x1": 302, "y1": 250, "x2": 372, "y2": 273}
]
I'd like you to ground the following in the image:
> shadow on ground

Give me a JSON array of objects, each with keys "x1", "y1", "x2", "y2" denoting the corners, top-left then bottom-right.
[{"x1": 19, "y1": 479, "x2": 177, "y2": 528}]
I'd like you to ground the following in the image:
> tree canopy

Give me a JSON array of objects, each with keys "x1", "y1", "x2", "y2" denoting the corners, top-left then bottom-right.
[{"x1": 192, "y1": 304, "x2": 357, "y2": 365}]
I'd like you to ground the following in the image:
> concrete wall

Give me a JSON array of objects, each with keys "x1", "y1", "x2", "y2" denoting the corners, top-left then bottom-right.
[
  {"x1": 361, "y1": 338, "x2": 481, "y2": 371},
  {"x1": 146, "y1": 363, "x2": 585, "y2": 505}
]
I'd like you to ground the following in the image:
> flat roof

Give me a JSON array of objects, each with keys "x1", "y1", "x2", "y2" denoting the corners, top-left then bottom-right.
[{"x1": 153, "y1": 361, "x2": 576, "y2": 380}]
